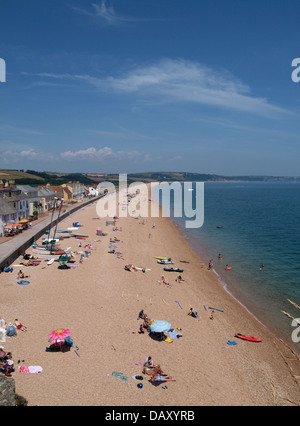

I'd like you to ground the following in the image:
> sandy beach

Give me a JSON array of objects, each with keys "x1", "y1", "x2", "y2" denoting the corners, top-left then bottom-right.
[{"x1": 1, "y1": 188, "x2": 300, "y2": 406}]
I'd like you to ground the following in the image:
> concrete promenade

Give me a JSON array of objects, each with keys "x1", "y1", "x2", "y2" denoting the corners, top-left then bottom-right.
[{"x1": 0, "y1": 195, "x2": 103, "y2": 269}]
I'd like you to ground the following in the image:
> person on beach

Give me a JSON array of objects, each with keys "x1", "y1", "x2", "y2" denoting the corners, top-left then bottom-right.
[
  {"x1": 17, "y1": 270, "x2": 25, "y2": 279},
  {"x1": 143, "y1": 364, "x2": 161, "y2": 376},
  {"x1": 209, "y1": 310, "x2": 214, "y2": 320},
  {"x1": 139, "y1": 324, "x2": 147, "y2": 334},
  {"x1": 138, "y1": 309, "x2": 145, "y2": 320},
  {"x1": 0, "y1": 359, "x2": 14, "y2": 377},
  {"x1": 144, "y1": 356, "x2": 156, "y2": 368},
  {"x1": 149, "y1": 366, "x2": 176, "y2": 384},
  {"x1": 14, "y1": 319, "x2": 27, "y2": 332},
  {"x1": 150, "y1": 373, "x2": 176, "y2": 384},
  {"x1": 188, "y1": 308, "x2": 199, "y2": 318},
  {"x1": 143, "y1": 315, "x2": 151, "y2": 329},
  {"x1": 208, "y1": 259, "x2": 213, "y2": 270}
]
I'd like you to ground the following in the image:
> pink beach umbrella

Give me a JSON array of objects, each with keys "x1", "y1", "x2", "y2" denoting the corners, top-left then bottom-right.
[{"x1": 48, "y1": 328, "x2": 71, "y2": 344}]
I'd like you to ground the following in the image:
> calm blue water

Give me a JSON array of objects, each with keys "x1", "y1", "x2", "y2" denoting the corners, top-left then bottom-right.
[{"x1": 153, "y1": 182, "x2": 300, "y2": 355}]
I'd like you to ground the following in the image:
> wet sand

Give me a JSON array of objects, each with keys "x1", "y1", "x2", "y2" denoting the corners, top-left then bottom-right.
[{"x1": 1, "y1": 189, "x2": 300, "y2": 406}]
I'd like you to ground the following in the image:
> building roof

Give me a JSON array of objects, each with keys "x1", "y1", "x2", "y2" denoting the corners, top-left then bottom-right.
[
  {"x1": 38, "y1": 188, "x2": 57, "y2": 197},
  {"x1": 16, "y1": 185, "x2": 39, "y2": 193}
]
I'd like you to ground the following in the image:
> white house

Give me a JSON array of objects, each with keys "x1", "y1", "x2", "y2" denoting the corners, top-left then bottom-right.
[{"x1": 88, "y1": 187, "x2": 99, "y2": 196}]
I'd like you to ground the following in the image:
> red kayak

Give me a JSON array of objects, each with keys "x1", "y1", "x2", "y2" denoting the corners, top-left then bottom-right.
[{"x1": 235, "y1": 333, "x2": 262, "y2": 342}]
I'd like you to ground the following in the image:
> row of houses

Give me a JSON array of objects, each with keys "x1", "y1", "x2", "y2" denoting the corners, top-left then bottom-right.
[{"x1": 0, "y1": 181, "x2": 88, "y2": 236}]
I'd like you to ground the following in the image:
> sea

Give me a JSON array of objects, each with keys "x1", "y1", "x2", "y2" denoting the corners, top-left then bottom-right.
[{"x1": 152, "y1": 181, "x2": 300, "y2": 356}]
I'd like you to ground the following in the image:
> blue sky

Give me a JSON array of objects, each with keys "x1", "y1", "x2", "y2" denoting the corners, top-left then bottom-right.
[{"x1": 0, "y1": 0, "x2": 300, "y2": 176}]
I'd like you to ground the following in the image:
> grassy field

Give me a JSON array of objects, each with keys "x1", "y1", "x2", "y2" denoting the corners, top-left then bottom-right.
[{"x1": 0, "y1": 169, "x2": 44, "y2": 181}]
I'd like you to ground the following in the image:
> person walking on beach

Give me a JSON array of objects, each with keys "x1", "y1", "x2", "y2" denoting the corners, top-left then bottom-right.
[{"x1": 208, "y1": 259, "x2": 213, "y2": 270}]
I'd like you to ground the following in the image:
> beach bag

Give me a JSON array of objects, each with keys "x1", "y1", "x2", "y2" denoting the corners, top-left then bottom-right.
[{"x1": 6, "y1": 325, "x2": 16, "y2": 336}]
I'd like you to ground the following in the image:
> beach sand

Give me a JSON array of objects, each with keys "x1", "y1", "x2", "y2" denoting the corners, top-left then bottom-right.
[{"x1": 1, "y1": 189, "x2": 300, "y2": 406}]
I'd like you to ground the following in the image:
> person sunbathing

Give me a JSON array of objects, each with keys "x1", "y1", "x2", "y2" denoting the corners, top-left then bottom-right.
[
  {"x1": 143, "y1": 364, "x2": 161, "y2": 376},
  {"x1": 150, "y1": 373, "x2": 176, "y2": 384},
  {"x1": 14, "y1": 319, "x2": 27, "y2": 332}
]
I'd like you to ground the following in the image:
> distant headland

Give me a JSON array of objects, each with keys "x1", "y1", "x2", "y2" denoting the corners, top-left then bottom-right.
[{"x1": 0, "y1": 168, "x2": 299, "y2": 186}]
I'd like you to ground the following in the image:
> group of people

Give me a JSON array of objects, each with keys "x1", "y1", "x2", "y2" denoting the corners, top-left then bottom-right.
[
  {"x1": 142, "y1": 356, "x2": 175, "y2": 385},
  {"x1": 0, "y1": 346, "x2": 14, "y2": 377},
  {"x1": 0, "y1": 317, "x2": 27, "y2": 377}
]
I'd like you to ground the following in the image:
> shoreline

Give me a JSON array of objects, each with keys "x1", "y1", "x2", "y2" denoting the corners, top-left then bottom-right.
[
  {"x1": 169, "y1": 214, "x2": 300, "y2": 359},
  {"x1": 1, "y1": 187, "x2": 300, "y2": 406},
  {"x1": 161, "y1": 209, "x2": 300, "y2": 359}
]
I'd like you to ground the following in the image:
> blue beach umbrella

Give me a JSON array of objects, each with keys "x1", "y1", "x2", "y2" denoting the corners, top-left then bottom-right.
[{"x1": 150, "y1": 320, "x2": 171, "y2": 333}]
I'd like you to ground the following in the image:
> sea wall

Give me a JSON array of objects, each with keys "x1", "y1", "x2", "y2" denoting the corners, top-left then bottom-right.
[{"x1": 0, "y1": 195, "x2": 104, "y2": 270}]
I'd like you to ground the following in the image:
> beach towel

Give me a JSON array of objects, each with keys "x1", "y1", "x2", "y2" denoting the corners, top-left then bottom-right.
[
  {"x1": 112, "y1": 371, "x2": 128, "y2": 381},
  {"x1": 18, "y1": 366, "x2": 43, "y2": 374},
  {"x1": 168, "y1": 331, "x2": 182, "y2": 340},
  {"x1": 17, "y1": 280, "x2": 30, "y2": 285}
]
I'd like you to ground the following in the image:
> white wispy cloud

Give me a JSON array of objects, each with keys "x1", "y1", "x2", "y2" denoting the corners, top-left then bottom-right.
[
  {"x1": 60, "y1": 146, "x2": 115, "y2": 160},
  {"x1": 1, "y1": 146, "x2": 153, "y2": 165},
  {"x1": 59, "y1": 146, "x2": 152, "y2": 163},
  {"x1": 26, "y1": 58, "x2": 288, "y2": 117},
  {"x1": 70, "y1": 0, "x2": 153, "y2": 25},
  {"x1": 2, "y1": 148, "x2": 54, "y2": 162}
]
